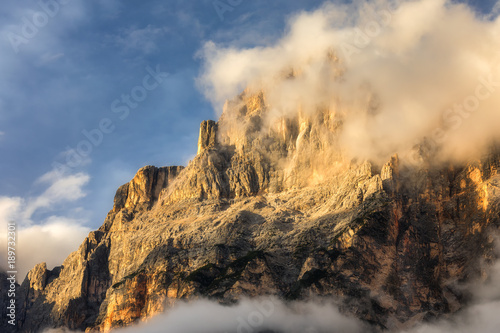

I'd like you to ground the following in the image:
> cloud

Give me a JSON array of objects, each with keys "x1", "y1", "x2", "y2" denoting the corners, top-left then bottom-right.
[
  {"x1": 402, "y1": 301, "x2": 500, "y2": 333},
  {"x1": 24, "y1": 171, "x2": 90, "y2": 219},
  {"x1": 0, "y1": 196, "x2": 23, "y2": 225},
  {"x1": 39, "y1": 237, "x2": 500, "y2": 333},
  {"x1": 38, "y1": 52, "x2": 65, "y2": 65},
  {"x1": 40, "y1": 263, "x2": 500, "y2": 333},
  {"x1": 492, "y1": 1, "x2": 500, "y2": 18},
  {"x1": 122, "y1": 297, "x2": 366, "y2": 333},
  {"x1": 0, "y1": 1, "x2": 88, "y2": 57},
  {"x1": 0, "y1": 168, "x2": 91, "y2": 281},
  {"x1": 112, "y1": 25, "x2": 169, "y2": 54},
  {"x1": 198, "y1": 0, "x2": 500, "y2": 164},
  {"x1": 42, "y1": 297, "x2": 366, "y2": 333},
  {"x1": 471, "y1": 236, "x2": 500, "y2": 303},
  {"x1": 402, "y1": 241, "x2": 500, "y2": 333},
  {"x1": 0, "y1": 217, "x2": 91, "y2": 280}
]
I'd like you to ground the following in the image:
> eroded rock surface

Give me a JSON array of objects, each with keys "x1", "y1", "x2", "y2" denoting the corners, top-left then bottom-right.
[{"x1": 16, "y1": 92, "x2": 500, "y2": 332}]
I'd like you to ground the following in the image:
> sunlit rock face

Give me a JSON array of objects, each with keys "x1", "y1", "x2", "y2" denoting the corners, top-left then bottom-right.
[
  {"x1": 197, "y1": 120, "x2": 218, "y2": 154},
  {"x1": 113, "y1": 165, "x2": 183, "y2": 213},
  {"x1": 15, "y1": 92, "x2": 500, "y2": 333}
]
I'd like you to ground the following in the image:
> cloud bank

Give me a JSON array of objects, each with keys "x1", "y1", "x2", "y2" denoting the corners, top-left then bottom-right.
[
  {"x1": 198, "y1": 0, "x2": 500, "y2": 164},
  {"x1": 45, "y1": 297, "x2": 367, "y2": 333},
  {"x1": 0, "y1": 169, "x2": 91, "y2": 281},
  {"x1": 41, "y1": 241, "x2": 500, "y2": 333}
]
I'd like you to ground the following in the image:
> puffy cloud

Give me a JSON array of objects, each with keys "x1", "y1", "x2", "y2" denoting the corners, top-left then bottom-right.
[
  {"x1": 402, "y1": 302, "x2": 500, "y2": 333},
  {"x1": 0, "y1": 169, "x2": 91, "y2": 281},
  {"x1": 39, "y1": 248, "x2": 500, "y2": 333},
  {"x1": 15, "y1": 217, "x2": 90, "y2": 280},
  {"x1": 198, "y1": 0, "x2": 500, "y2": 164},
  {"x1": 0, "y1": 217, "x2": 90, "y2": 280},
  {"x1": 44, "y1": 297, "x2": 367, "y2": 333},
  {"x1": 0, "y1": 196, "x2": 23, "y2": 224}
]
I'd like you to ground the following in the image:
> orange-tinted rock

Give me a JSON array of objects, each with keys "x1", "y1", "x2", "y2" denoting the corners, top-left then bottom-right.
[{"x1": 15, "y1": 92, "x2": 500, "y2": 332}]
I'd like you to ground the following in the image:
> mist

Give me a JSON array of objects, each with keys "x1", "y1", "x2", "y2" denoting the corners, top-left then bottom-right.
[
  {"x1": 41, "y1": 245, "x2": 500, "y2": 333},
  {"x1": 198, "y1": 0, "x2": 500, "y2": 164},
  {"x1": 44, "y1": 297, "x2": 368, "y2": 333},
  {"x1": 41, "y1": 264, "x2": 500, "y2": 333},
  {"x1": 401, "y1": 236, "x2": 500, "y2": 333}
]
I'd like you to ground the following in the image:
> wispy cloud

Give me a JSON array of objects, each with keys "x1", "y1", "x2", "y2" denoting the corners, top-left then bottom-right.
[
  {"x1": 38, "y1": 52, "x2": 65, "y2": 65},
  {"x1": 40, "y1": 260, "x2": 500, "y2": 333},
  {"x1": 112, "y1": 25, "x2": 169, "y2": 54},
  {"x1": 403, "y1": 241, "x2": 500, "y2": 333},
  {"x1": 25, "y1": 171, "x2": 90, "y2": 219},
  {"x1": 492, "y1": 1, "x2": 500, "y2": 18}
]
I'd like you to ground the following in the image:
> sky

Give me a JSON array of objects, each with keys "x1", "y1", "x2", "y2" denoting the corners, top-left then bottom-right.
[
  {"x1": 0, "y1": 0, "x2": 331, "y2": 278},
  {"x1": 0, "y1": 0, "x2": 498, "y2": 279}
]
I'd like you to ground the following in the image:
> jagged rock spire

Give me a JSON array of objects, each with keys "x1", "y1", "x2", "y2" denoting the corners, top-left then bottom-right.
[{"x1": 197, "y1": 120, "x2": 218, "y2": 154}]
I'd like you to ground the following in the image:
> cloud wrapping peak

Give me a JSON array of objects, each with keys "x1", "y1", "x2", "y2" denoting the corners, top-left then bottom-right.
[{"x1": 199, "y1": 0, "x2": 500, "y2": 164}]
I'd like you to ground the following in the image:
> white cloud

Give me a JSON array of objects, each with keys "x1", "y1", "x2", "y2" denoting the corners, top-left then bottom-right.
[
  {"x1": 0, "y1": 196, "x2": 23, "y2": 226},
  {"x1": 24, "y1": 171, "x2": 90, "y2": 219},
  {"x1": 106, "y1": 297, "x2": 366, "y2": 333},
  {"x1": 0, "y1": 168, "x2": 91, "y2": 281},
  {"x1": 39, "y1": 234, "x2": 500, "y2": 333},
  {"x1": 0, "y1": 217, "x2": 91, "y2": 280},
  {"x1": 472, "y1": 236, "x2": 500, "y2": 302},
  {"x1": 198, "y1": 0, "x2": 500, "y2": 164},
  {"x1": 402, "y1": 301, "x2": 500, "y2": 333},
  {"x1": 40, "y1": 274, "x2": 500, "y2": 333}
]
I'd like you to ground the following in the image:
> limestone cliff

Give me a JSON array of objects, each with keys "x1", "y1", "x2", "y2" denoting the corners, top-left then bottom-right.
[{"x1": 15, "y1": 92, "x2": 500, "y2": 332}]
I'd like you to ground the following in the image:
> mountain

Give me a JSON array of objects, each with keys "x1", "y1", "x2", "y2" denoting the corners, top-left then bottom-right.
[{"x1": 14, "y1": 91, "x2": 500, "y2": 332}]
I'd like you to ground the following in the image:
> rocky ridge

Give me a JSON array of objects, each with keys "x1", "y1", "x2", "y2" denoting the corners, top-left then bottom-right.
[{"x1": 13, "y1": 91, "x2": 500, "y2": 332}]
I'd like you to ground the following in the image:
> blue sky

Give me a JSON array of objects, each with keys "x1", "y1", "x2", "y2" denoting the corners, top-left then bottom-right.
[
  {"x1": 0, "y1": 0, "x2": 498, "y2": 278},
  {"x1": 0, "y1": 0, "x2": 336, "y2": 224}
]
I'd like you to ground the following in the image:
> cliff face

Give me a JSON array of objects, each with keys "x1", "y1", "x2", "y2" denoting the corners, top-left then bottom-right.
[{"x1": 16, "y1": 92, "x2": 500, "y2": 332}]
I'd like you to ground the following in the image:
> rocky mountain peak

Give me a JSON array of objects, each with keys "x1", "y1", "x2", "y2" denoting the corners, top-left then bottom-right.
[
  {"x1": 25, "y1": 263, "x2": 48, "y2": 292},
  {"x1": 113, "y1": 165, "x2": 184, "y2": 213},
  {"x1": 197, "y1": 120, "x2": 218, "y2": 154},
  {"x1": 13, "y1": 89, "x2": 500, "y2": 333}
]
